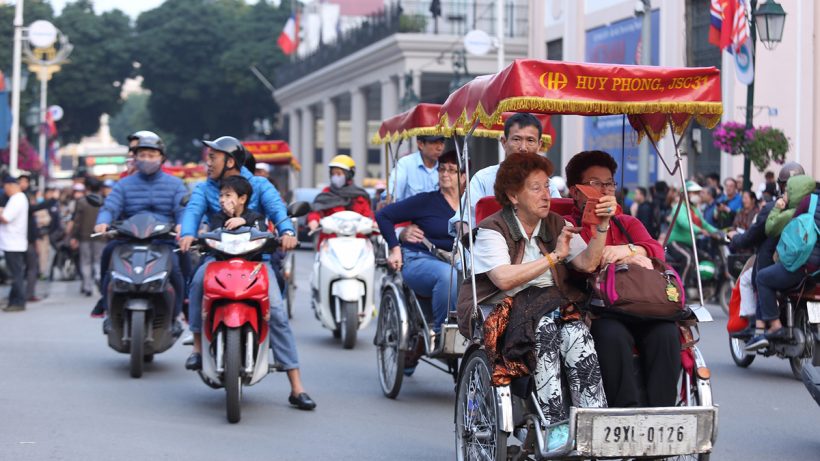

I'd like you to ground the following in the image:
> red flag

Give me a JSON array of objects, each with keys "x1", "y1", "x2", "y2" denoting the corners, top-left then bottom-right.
[
  {"x1": 45, "y1": 110, "x2": 57, "y2": 139},
  {"x1": 277, "y1": 14, "x2": 299, "y2": 55},
  {"x1": 709, "y1": 0, "x2": 737, "y2": 50}
]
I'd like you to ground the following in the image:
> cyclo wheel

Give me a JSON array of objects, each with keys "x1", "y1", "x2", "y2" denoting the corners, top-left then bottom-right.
[
  {"x1": 129, "y1": 311, "x2": 145, "y2": 379},
  {"x1": 790, "y1": 308, "x2": 815, "y2": 380},
  {"x1": 669, "y1": 348, "x2": 712, "y2": 461},
  {"x1": 376, "y1": 289, "x2": 404, "y2": 398},
  {"x1": 729, "y1": 336, "x2": 755, "y2": 368},
  {"x1": 455, "y1": 348, "x2": 508, "y2": 461},
  {"x1": 224, "y1": 328, "x2": 242, "y2": 423}
]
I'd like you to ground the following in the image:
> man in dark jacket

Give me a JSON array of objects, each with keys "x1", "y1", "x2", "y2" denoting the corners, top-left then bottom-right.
[
  {"x1": 93, "y1": 133, "x2": 187, "y2": 330},
  {"x1": 728, "y1": 161, "x2": 805, "y2": 337}
]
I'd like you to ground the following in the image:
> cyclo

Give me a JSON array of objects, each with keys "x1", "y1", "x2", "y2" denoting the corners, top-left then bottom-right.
[
  {"x1": 441, "y1": 59, "x2": 720, "y2": 460},
  {"x1": 371, "y1": 104, "x2": 554, "y2": 397}
]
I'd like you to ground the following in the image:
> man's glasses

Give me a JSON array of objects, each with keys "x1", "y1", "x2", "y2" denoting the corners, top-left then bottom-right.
[
  {"x1": 437, "y1": 166, "x2": 459, "y2": 174},
  {"x1": 581, "y1": 180, "x2": 618, "y2": 191}
]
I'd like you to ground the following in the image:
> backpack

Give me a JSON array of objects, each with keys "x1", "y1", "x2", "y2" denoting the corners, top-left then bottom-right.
[{"x1": 776, "y1": 193, "x2": 820, "y2": 272}]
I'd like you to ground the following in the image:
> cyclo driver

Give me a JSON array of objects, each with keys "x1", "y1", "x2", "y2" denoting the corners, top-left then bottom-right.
[{"x1": 178, "y1": 136, "x2": 316, "y2": 411}]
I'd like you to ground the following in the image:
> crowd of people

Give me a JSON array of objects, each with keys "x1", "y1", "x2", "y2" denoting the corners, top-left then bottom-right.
[{"x1": 0, "y1": 115, "x2": 817, "y2": 447}]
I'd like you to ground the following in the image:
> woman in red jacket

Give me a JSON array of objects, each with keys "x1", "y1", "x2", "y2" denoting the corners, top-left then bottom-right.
[
  {"x1": 564, "y1": 150, "x2": 681, "y2": 409},
  {"x1": 307, "y1": 155, "x2": 374, "y2": 246}
]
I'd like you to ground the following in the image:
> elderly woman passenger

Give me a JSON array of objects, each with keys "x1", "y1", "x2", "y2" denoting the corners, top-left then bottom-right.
[
  {"x1": 564, "y1": 150, "x2": 680, "y2": 408},
  {"x1": 459, "y1": 153, "x2": 614, "y2": 448}
]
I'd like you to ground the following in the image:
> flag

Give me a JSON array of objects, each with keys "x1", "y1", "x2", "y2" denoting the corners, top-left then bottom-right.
[
  {"x1": 44, "y1": 110, "x2": 57, "y2": 139},
  {"x1": 0, "y1": 91, "x2": 10, "y2": 150},
  {"x1": 731, "y1": 0, "x2": 750, "y2": 53},
  {"x1": 277, "y1": 14, "x2": 299, "y2": 55},
  {"x1": 709, "y1": 0, "x2": 737, "y2": 50}
]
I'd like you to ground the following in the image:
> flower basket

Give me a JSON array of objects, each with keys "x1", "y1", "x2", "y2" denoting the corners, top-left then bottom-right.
[{"x1": 713, "y1": 122, "x2": 789, "y2": 172}]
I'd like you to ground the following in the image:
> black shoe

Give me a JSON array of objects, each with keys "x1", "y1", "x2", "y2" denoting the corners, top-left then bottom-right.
[
  {"x1": 288, "y1": 392, "x2": 316, "y2": 411},
  {"x1": 185, "y1": 353, "x2": 202, "y2": 370},
  {"x1": 102, "y1": 318, "x2": 112, "y2": 335}
]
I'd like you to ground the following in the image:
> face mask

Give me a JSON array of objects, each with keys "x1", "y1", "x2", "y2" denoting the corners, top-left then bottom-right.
[
  {"x1": 689, "y1": 195, "x2": 701, "y2": 205},
  {"x1": 136, "y1": 159, "x2": 162, "y2": 175},
  {"x1": 330, "y1": 175, "x2": 346, "y2": 189}
]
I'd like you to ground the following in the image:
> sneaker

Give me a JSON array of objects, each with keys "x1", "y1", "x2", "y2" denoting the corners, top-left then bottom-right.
[
  {"x1": 27, "y1": 296, "x2": 42, "y2": 303},
  {"x1": 3, "y1": 305, "x2": 25, "y2": 312},
  {"x1": 403, "y1": 366, "x2": 417, "y2": 377},
  {"x1": 182, "y1": 333, "x2": 194, "y2": 346},
  {"x1": 745, "y1": 334, "x2": 769, "y2": 351},
  {"x1": 765, "y1": 327, "x2": 788, "y2": 342},
  {"x1": 171, "y1": 320, "x2": 184, "y2": 338},
  {"x1": 547, "y1": 424, "x2": 569, "y2": 451},
  {"x1": 90, "y1": 300, "x2": 105, "y2": 318},
  {"x1": 102, "y1": 318, "x2": 112, "y2": 335}
]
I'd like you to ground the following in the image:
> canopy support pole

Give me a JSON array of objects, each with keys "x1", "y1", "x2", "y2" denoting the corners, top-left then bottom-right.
[
  {"x1": 457, "y1": 121, "x2": 481, "y2": 336},
  {"x1": 667, "y1": 117, "x2": 705, "y2": 308}
]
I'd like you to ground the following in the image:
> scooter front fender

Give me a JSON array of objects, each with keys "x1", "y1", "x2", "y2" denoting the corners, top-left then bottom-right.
[
  {"x1": 210, "y1": 303, "x2": 259, "y2": 335},
  {"x1": 332, "y1": 279, "x2": 365, "y2": 302}
]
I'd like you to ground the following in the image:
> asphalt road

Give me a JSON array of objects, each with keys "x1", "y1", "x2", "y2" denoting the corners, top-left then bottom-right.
[{"x1": 0, "y1": 250, "x2": 818, "y2": 460}]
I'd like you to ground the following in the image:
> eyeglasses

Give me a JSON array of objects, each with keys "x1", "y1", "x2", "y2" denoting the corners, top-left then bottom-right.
[
  {"x1": 581, "y1": 180, "x2": 618, "y2": 191},
  {"x1": 507, "y1": 136, "x2": 540, "y2": 147},
  {"x1": 437, "y1": 166, "x2": 459, "y2": 174}
]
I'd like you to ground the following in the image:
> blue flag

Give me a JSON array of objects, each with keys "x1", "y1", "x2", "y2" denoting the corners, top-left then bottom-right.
[{"x1": 0, "y1": 91, "x2": 11, "y2": 150}]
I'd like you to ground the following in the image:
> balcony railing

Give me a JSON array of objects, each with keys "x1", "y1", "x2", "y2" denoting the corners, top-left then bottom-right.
[{"x1": 274, "y1": 0, "x2": 528, "y2": 87}]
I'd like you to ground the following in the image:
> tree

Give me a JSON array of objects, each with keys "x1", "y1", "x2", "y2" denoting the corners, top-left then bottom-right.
[
  {"x1": 135, "y1": 0, "x2": 290, "y2": 162},
  {"x1": 50, "y1": 0, "x2": 135, "y2": 142}
]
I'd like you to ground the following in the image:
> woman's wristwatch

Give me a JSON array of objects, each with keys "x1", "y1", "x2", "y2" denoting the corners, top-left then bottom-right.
[{"x1": 595, "y1": 224, "x2": 610, "y2": 233}]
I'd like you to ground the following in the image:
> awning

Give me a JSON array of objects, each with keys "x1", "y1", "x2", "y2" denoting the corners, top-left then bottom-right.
[{"x1": 242, "y1": 140, "x2": 301, "y2": 170}]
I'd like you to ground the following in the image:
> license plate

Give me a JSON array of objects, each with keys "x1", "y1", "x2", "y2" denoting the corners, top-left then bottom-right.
[
  {"x1": 590, "y1": 414, "x2": 697, "y2": 457},
  {"x1": 807, "y1": 302, "x2": 820, "y2": 324}
]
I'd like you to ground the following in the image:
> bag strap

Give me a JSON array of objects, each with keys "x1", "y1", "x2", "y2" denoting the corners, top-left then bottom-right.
[{"x1": 611, "y1": 216, "x2": 634, "y2": 244}]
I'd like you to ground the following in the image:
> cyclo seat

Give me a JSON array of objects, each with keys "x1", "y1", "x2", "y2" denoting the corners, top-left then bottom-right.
[{"x1": 474, "y1": 196, "x2": 574, "y2": 224}]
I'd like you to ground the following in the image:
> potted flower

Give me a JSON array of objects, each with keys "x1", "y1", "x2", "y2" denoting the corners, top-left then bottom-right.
[{"x1": 713, "y1": 121, "x2": 789, "y2": 172}]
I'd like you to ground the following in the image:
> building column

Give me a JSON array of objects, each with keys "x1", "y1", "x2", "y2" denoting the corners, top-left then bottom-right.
[
  {"x1": 301, "y1": 105, "x2": 315, "y2": 187},
  {"x1": 350, "y1": 87, "x2": 367, "y2": 181},
  {"x1": 321, "y1": 98, "x2": 338, "y2": 186},
  {"x1": 560, "y1": 0, "x2": 585, "y2": 176},
  {"x1": 288, "y1": 109, "x2": 302, "y2": 184},
  {"x1": 380, "y1": 77, "x2": 399, "y2": 176},
  {"x1": 527, "y1": 1, "x2": 547, "y2": 59}
]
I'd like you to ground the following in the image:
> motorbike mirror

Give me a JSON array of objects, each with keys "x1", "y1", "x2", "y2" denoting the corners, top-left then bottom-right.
[
  {"x1": 180, "y1": 193, "x2": 191, "y2": 207},
  {"x1": 85, "y1": 193, "x2": 104, "y2": 208},
  {"x1": 287, "y1": 201, "x2": 311, "y2": 218}
]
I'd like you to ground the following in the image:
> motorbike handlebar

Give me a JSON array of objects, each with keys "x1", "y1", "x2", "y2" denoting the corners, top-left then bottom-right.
[{"x1": 90, "y1": 230, "x2": 117, "y2": 239}]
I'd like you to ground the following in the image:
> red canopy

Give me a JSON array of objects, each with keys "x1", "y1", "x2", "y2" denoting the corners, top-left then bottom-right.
[
  {"x1": 373, "y1": 103, "x2": 556, "y2": 150},
  {"x1": 439, "y1": 59, "x2": 723, "y2": 141},
  {"x1": 242, "y1": 140, "x2": 301, "y2": 170}
]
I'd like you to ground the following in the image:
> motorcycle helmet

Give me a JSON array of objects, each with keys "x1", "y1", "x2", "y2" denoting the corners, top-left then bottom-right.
[
  {"x1": 698, "y1": 260, "x2": 716, "y2": 281},
  {"x1": 202, "y1": 136, "x2": 247, "y2": 172},
  {"x1": 328, "y1": 154, "x2": 356, "y2": 180},
  {"x1": 133, "y1": 132, "x2": 166, "y2": 156}
]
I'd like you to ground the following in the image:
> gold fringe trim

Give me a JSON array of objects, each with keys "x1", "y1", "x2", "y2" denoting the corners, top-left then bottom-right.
[{"x1": 371, "y1": 126, "x2": 443, "y2": 145}]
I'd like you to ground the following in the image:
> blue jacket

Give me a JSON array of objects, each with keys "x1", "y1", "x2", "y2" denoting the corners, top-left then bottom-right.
[
  {"x1": 181, "y1": 167, "x2": 294, "y2": 237},
  {"x1": 96, "y1": 170, "x2": 187, "y2": 226}
]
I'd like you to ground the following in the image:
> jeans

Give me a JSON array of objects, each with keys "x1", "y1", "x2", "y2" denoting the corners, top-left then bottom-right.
[
  {"x1": 5, "y1": 251, "x2": 26, "y2": 307},
  {"x1": 188, "y1": 259, "x2": 299, "y2": 370},
  {"x1": 755, "y1": 262, "x2": 806, "y2": 322},
  {"x1": 25, "y1": 244, "x2": 38, "y2": 300},
  {"x1": 401, "y1": 248, "x2": 459, "y2": 333},
  {"x1": 79, "y1": 240, "x2": 105, "y2": 294},
  {"x1": 100, "y1": 240, "x2": 184, "y2": 317}
]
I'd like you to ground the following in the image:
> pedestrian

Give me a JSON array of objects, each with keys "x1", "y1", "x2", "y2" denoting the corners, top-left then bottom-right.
[
  {"x1": 631, "y1": 186, "x2": 654, "y2": 235},
  {"x1": 18, "y1": 171, "x2": 44, "y2": 302},
  {"x1": 71, "y1": 178, "x2": 104, "y2": 297},
  {"x1": 0, "y1": 176, "x2": 30, "y2": 312}
]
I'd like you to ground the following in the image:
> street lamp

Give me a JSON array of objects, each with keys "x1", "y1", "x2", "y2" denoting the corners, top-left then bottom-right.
[{"x1": 741, "y1": 0, "x2": 787, "y2": 192}]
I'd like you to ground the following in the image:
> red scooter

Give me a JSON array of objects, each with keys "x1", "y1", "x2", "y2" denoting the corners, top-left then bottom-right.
[{"x1": 196, "y1": 202, "x2": 309, "y2": 423}]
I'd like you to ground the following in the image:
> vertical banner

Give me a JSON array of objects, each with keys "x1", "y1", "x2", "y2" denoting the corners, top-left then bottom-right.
[{"x1": 584, "y1": 10, "x2": 660, "y2": 190}]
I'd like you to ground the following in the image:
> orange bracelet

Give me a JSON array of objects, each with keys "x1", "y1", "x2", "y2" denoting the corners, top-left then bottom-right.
[{"x1": 545, "y1": 253, "x2": 556, "y2": 269}]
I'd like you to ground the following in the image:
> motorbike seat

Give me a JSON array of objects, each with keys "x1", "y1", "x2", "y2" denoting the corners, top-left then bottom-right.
[{"x1": 787, "y1": 277, "x2": 820, "y2": 302}]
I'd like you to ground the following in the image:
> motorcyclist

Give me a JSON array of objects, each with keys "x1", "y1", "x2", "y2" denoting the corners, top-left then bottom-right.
[
  {"x1": 306, "y1": 154, "x2": 374, "y2": 246},
  {"x1": 665, "y1": 181, "x2": 718, "y2": 283},
  {"x1": 178, "y1": 136, "x2": 316, "y2": 411},
  {"x1": 93, "y1": 132, "x2": 188, "y2": 333}
]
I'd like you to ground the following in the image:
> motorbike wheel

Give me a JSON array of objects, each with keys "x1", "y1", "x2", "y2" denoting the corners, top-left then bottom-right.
[
  {"x1": 790, "y1": 308, "x2": 816, "y2": 380},
  {"x1": 340, "y1": 301, "x2": 358, "y2": 349},
  {"x1": 455, "y1": 349, "x2": 508, "y2": 461},
  {"x1": 129, "y1": 311, "x2": 145, "y2": 379},
  {"x1": 729, "y1": 336, "x2": 755, "y2": 368},
  {"x1": 376, "y1": 289, "x2": 404, "y2": 399},
  {"x1": 718, "y1": 278, "x2": 734, "y2": 315},
  {"x1": 225, "y1": 328, "x2": 242, "y2": 423}
]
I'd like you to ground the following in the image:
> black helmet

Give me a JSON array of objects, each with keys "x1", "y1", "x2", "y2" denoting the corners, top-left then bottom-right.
[
  {"x1": 133, "y1": 132, "x2": 166, "y2": 156},
  {"x1": 202, "y1": 136, "x2": 246, "y2": 171}
]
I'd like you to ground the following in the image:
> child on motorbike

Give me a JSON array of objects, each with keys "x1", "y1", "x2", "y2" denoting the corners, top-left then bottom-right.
[{"x1": 186, "y1": 175, "x2": 267, "y2": 369}]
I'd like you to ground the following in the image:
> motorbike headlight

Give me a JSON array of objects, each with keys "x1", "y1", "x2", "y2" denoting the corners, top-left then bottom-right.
[
  {"x1": 141, "y1": 271, "x2": 168, "y2": 292},
  {"x1": 338, "y1": 221, "x2": 357, "y2": 236},
  {"x1": 205, "y1": 233, "x2": 266, "y2": 256},
  {"x1": 111, "y1": 271, "x2": 135, "y2": 291}
]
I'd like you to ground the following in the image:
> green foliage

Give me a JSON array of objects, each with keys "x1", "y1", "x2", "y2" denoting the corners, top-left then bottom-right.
[
  {"x1": 135, "y1": 0, "x2": 290, "y2": 162},
  {"x1": 108, "y1": 92, "x2": 152, "y2": 142},
  {"x1": 746, "y1": 127, "x2": 789, "y2": 172}
]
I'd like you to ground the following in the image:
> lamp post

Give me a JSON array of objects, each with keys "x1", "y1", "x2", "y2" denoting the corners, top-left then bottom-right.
[
  {"x1": 9, "y1": 0, "x2": 24, "y2": 177},
  {"x1": 742, "y1": 0, "x2": 787, "y2": 191}
]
